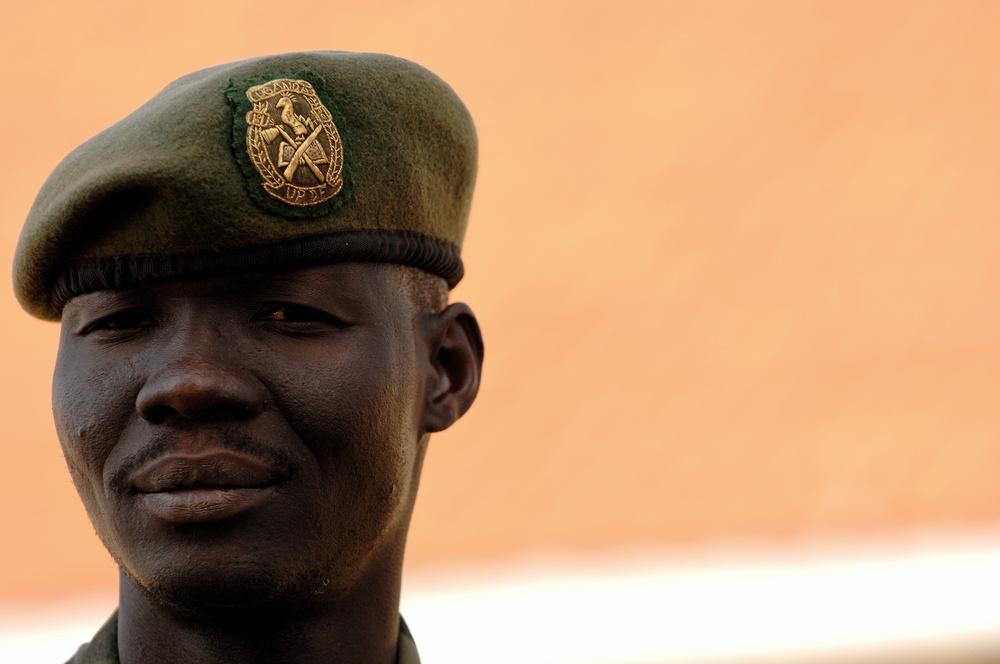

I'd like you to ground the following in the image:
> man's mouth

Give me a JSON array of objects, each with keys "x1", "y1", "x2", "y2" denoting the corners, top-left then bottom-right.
[
  {"x1": 130, "y1": 450, "x2": 281, "y2": 492},
  {"x1": 128, "y1": 451, "x2": 286, "y2": 524}
]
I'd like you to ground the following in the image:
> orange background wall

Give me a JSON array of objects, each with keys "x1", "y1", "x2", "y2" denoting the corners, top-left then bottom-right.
[{"x1": 3, "y1": 1, "x2": 1000, "y2": 600}]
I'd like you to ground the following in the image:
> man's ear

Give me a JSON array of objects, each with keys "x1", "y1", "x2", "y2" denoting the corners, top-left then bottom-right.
[{"x1": 420, "y1": 302, "x2": 484, "y2": 434}]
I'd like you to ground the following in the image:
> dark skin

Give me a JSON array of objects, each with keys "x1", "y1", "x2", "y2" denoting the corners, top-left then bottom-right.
[{"x1": 53, "y1": 263, "x2": 484, "y2": 664}]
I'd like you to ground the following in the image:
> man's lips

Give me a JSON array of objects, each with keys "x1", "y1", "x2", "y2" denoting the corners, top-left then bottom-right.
[
  {"x1": 127, "y1": 451, "x2": 286, "y2": 524},
  {"x1": 129, "y1": 450, "x2": 282, "y2": 493}
]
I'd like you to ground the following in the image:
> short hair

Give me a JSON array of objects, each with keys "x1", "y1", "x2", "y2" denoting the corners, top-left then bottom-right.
[{"x1": 392, "y1": 264, "x2": 449, "y2": 314}]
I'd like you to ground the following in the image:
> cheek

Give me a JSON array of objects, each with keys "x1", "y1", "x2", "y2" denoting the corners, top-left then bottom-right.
[
  {"x1": 344, "y1": 338, "x2": 424, "y2": 529},
  {"x1": 274, "y1": 333, "x2": 422, "y2": 523},
  {"x1": 52, "y1": 342, "x2": 140, "y2": 508}
]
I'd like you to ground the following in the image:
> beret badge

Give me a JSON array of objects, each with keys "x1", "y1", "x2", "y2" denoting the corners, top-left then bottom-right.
[{"x1": 243, "y1": 78, "x2": 345, "y2": 207}]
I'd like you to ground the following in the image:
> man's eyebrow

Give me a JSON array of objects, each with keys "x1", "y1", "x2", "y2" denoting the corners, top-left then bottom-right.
[{"x1": 63, "y1": 289, "x2": 150, "y2": 315}]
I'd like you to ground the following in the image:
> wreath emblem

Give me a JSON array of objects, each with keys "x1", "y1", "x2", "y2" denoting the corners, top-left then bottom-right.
[{"x1": 244, "y1": 78, "x2": 344, "y2": 207}]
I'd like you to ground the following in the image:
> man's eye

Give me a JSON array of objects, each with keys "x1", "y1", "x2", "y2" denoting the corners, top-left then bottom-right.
[
  {"x1": 254, "y1": 304, "x2": 344, "y2": 326},
  {"x1": 83, "y1": 310, "x2": 157, "y2": 334}
]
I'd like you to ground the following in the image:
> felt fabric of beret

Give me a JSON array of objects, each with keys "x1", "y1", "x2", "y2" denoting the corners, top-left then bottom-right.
[{"x1": 13, "y1": 51, "x2": 478, "y2": 321}]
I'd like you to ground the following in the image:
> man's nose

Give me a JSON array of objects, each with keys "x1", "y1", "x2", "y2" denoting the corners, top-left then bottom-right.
[{"x1": 136, "y1": 340, "x2": 267, "y2": 425}]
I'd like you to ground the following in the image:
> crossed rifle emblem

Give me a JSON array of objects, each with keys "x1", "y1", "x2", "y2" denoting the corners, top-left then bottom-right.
[{"x1": 260, "y1": 95, "x2": 329, "y2": 184}]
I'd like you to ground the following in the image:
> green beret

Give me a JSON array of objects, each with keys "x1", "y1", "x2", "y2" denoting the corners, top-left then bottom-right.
[{"x1": 13, "y1": 51, "x2": 478, "y2": 321}]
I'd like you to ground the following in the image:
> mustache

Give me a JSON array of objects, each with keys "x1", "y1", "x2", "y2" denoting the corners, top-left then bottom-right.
[{"x1": 109, "y1": 430, "x2": 297, "y2": 493}]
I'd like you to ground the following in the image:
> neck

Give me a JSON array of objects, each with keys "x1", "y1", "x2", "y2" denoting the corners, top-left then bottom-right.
[{"x1": 116, "y1": 566, "x2": 402, "y2": 664}]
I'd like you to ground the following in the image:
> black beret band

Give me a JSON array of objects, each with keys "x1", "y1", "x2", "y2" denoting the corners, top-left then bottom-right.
[{"x1": 52, "y1": 229, "x2": 464, "y2": 312}]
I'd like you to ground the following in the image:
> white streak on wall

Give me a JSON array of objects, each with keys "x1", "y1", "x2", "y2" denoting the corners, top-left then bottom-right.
[{"x1": 7, "y1": 532, "x2": 1000, "y2": 663}]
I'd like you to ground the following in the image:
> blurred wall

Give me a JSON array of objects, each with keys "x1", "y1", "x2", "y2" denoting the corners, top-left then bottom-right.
[{"x1": 3, "y1": 0, "x2": 1000, "y2": 600}]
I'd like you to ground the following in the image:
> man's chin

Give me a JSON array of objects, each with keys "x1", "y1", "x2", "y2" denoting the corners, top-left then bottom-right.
[
  {"x1": 120, "y1": 561, "x2": 335, "y2": 618},
  {"x1": 109, "y1": 525, "x2": 392, "y2": 616}
]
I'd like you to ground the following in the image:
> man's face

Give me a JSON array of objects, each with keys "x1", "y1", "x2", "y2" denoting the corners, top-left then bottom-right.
[{"x1": 53, "y1": 263, "x2": 430, "y2": 610}]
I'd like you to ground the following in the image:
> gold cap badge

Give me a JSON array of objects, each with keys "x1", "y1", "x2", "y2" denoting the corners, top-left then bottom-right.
[{"x1": 244, "y1": 78, "x2": 344, "y2": 207}]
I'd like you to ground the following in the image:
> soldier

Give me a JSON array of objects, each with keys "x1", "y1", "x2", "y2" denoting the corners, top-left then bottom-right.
[{"x1": 12, "y1": 51, "x2": 483, "y2": 664}]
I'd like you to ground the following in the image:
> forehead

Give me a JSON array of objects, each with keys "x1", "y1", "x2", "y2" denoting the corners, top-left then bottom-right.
[{"x1": 60, "y1": 262, "x2": 409, "y2": 319}]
